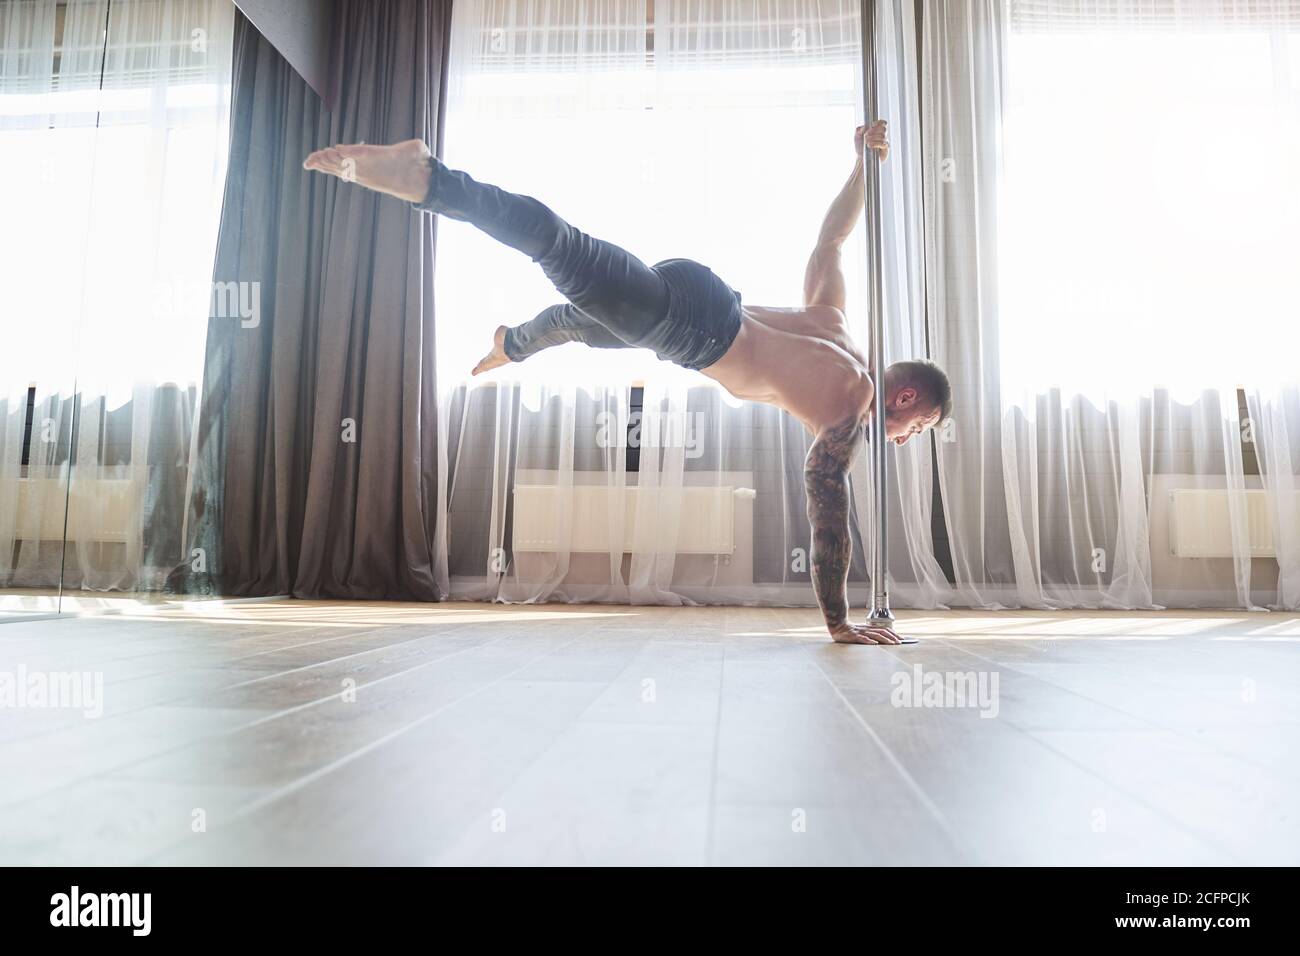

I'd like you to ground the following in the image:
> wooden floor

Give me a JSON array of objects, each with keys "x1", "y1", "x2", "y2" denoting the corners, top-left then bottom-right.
[{"x1": 0, "y1": 600, "x2": 1297, "y2": 866}]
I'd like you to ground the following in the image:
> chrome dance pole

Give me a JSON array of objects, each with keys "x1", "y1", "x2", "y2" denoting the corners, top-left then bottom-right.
[{"x1": 859, "y1": 0, "x2": 912, "y2": 642}]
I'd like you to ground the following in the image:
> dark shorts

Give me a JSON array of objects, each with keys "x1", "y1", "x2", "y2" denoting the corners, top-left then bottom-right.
[
  {"x1": 642, "y1": 258, "x2": 744, "y2": 370},
  {"x1": 413, "y1": 158, "x2": 744, "y2": 372}
]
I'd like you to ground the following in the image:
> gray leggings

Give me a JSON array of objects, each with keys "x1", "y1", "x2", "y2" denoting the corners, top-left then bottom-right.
[{"x1": 413, "y1": 158, "x2": 743, "y2": 371}]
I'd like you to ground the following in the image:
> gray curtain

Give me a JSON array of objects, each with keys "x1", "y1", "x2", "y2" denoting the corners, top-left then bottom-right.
[{"x1": 188, "y1": 1, "x2": 451, "y2": 599}]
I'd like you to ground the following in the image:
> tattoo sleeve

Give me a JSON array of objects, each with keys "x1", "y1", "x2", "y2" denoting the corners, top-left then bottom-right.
[{"x1": 804, "y1": 416, "x2": 865, "y2": 632}]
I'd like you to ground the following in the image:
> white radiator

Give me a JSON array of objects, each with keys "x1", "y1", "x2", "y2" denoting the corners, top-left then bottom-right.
[
  {"x1": 1168, "y1": 488, "x2": 1296, "y2": 558},
  {"x1": 8, "y1": 477, "x2": 133, "y2": 542},
  {"x1": 512, "y1": 484, "x2": 754, "y2": 554}
]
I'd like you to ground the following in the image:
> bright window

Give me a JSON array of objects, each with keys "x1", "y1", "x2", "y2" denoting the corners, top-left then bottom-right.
[
  {"x1": 436, "y1": 12, "x2": 864, "y2": 388},
  {"x1": 999, "y1": 24, "x2": 1300, "y2": 399},
  {"x1": 1, "y1": 33, "x2": 230, "y2": 405}
]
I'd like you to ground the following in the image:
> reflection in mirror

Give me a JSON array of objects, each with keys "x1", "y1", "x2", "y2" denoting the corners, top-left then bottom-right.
[{"x1": 2, "y1": 0, "x2": 235, "y2": 620}]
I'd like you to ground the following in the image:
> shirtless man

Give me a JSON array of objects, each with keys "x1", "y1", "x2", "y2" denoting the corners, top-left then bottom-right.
[{"x1": 304, "y1": 120, "x2": 951, "y2": 645}]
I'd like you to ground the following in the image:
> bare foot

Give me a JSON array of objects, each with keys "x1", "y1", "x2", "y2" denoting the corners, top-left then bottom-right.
[
  {"x1": 472, "y1": 326, "x2": 513, "y2": 376},
  {"x1": 302, "y1": 139, "x2": 432, "y2": 203}
]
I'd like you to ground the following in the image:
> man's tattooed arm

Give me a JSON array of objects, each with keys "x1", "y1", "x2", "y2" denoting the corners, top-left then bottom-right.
[
  {"x1": 804, "y1": 414, "x2": 902, "y2": 645},
  {"x1": 804, "y1": 416, "x2": 862, "y2": 632}
]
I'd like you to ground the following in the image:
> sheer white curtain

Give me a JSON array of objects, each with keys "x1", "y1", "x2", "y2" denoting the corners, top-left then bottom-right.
[
  {"x1": 926, "y1": 0, "x2": 1300, "y2": 609},
  {"x1": 862, "y1": 0, "x2": 952, "y2": 608},
  {"x1": 0, "y1": 0, "x2": 74, "y2": 610},
  {"x1": 0, "y1": 0, "x2": 234, "y2": 605},
  {"x1": 436, "y1": 0, "x2": 944, "y2": 607}
]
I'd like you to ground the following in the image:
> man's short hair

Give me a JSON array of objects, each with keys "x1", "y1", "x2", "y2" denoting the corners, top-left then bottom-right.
[{"x1": 892, "y1": 359, "x2": 952, "y2": 424}]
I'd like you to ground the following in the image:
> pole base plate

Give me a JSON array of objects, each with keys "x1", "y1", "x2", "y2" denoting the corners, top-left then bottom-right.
[{"x1": 868, "y1": 607, "x2": 918, "y2": 644}]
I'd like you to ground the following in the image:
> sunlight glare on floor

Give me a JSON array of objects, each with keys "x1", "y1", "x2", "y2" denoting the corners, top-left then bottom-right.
[{"x1": 111, "y1": 601, "x2": 637, "y2": 629}]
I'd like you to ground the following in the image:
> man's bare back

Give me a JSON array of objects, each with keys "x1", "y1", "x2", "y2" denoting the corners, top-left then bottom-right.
[{"x1": 701, "y1": 304, "x2": 872, "y2": 434}]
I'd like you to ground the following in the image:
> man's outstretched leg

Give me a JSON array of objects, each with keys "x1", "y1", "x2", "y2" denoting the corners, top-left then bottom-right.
[
  {"x1": 472, "y1": 303, "x2": 635, "y2": 375},
  {"x1": 303, "y1": 140, "x2": 672, "y2": 370}
]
